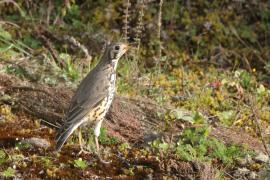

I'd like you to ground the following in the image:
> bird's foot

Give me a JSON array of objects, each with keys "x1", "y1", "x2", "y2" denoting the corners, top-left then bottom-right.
[
  {"x1": 78, "y1": 147, "x2": 91, "y2": 155},
  {"x1": 94, "y1": 152, "x2": 112, "y2": 164}
]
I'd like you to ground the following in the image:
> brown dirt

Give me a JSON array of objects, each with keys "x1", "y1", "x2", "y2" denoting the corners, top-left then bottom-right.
[{"x1": 0, "y1": 73, "x2": 265, "y2": 178}]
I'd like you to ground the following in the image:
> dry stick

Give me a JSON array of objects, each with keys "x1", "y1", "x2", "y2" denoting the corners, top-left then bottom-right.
[
  {"x1": 63, "y1": 35, "x2": 92, "y2": 62},
  {"x1": 157, "y1": 0, "x2": 163, "y2": 73},
  {"x1": 122, "y1": 0, "x2": 130, "y2": 43},
  {"x1": 250, "y1": 96, "x2": 270, "y2": 156},
  {"x1": 10, "y1": 86, "x2": 51, "y2": 96},
  {"x1": 0, "y1": 20, "x2": 20, "y2": 28},
  {"x1": 38, "y1": 34, "x2": 65, "y2": 69},
  {"x1": 46, "y1": 0, "x2": 53, "y2": 25},
  {"x1": 0, "y1": 58, "x2": 36, "y2": 81},
  {"x1": 37, "y1": 27, "x2": 91, "y2": 67},
  {"x1": 43, "y1": 35, "x2": 64, "y2": 68},
  {"x1": 134, "y1": 0, "x2": 145, "y2": 57}
]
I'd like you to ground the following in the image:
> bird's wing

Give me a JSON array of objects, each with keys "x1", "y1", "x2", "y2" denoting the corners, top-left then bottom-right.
[{"x1": 55, "y1": 66, "x2": 110, "y2": 150}]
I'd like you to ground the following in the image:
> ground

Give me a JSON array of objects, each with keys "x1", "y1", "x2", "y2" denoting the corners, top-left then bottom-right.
[
  {"x1": 0, "y1": 1, "x2": 270, "y2": 179},
  {"x1": 0, "y1": 73, "x2": 269, "y2": 179}
]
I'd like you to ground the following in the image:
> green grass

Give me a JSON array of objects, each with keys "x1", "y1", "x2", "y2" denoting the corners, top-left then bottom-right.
[{"x1": 175, "y1": 126, "x2": 252, "y2": 166}]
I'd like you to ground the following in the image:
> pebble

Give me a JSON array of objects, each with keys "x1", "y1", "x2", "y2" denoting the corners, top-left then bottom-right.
[
  {"x1": 254, "y1": 153, "x2": 269, "y2": 163},
  {"x1": 234, "y1": 167, "x2": 250, "y2": 177},
  {"x1": 22, "y1": 137, "x2": 51, "y2": 148},
  {"x1": 248, "y1": 171, "x2": 257, "y2": 180}
]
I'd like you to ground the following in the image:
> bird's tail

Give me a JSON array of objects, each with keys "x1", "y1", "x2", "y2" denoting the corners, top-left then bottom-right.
[
  {"x1": 40, "y1": 118, "x2": 63, "y2": 130},
  {"x1": 55, "y1": 121, "x2": 84, "y2": 151}
]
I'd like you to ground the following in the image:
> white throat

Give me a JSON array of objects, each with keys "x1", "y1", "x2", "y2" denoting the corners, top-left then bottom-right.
[{"x1": 111, "y1": 59, "x2": 119, "y2": 70}]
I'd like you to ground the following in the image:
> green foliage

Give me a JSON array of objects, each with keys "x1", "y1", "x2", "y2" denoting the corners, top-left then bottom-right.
[
  {"x1": 15, "y1": 142, "x2": 30, "y2": 150},
  {"x1": 0, "y1": 150, "x2": 7, "y2": 165},
  {"x1": 0, "y1": 1, "x2": 269, "y2": 178},
  {"x1": 150, "y1": 139, "x2": 169, "y2": 153},
  {"x1": 0, "y1": 26, "x2": 12, "y2": 40},
  {"x1": 40, "y1": 157, "x2": 53, "y2": 168},
  {"x1": 99, "y1": 128, "x2": 118, "y2": 145},
  {"x1": 118, "y1": 143, "x2": 130, "y2": 153},
  {"x1": 1, "y1": 167, "x2": 15, "y2": 178},
  {"x1": 73, "y1": 158, "x2": 88, "y2": 170},
  {"x1": 60, "y1": 53, "x2": 79, "y2": 81},
  {"x1": 170, "y1": 109, "x2": 193, "y2": 123},
  {"x1": 176, "y1": 126, "x2": 250, "y2": 166},
  {"x1": 22, "y1": 35, "x2": 42, "y2": 49},
  {"x1": 264, "y1": 63, "x2": 270, "y2": 74},
  {"x1": 217, "y1": 110, "x2": 236, "y2": 126},
  {"x1": 239, "y1": 71, "x2": 252, "y2": 89},
  {"x1": 208, "y1": 139, "x2": 247, "y2": 165},
  {"x1": 4, "y1": 65, "x2": 28, "y2": 78}
]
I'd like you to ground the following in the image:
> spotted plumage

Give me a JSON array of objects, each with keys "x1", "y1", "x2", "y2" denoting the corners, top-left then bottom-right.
[{"x1": 55, "y1": 42, "x2": 129, "y2": 151}]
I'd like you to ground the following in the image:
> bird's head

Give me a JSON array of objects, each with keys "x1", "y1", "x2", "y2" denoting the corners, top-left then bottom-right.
[{"x1": 103, "y1": 42, "x2": 129, "y2": 63}]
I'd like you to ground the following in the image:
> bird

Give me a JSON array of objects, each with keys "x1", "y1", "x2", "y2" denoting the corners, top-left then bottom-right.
[{"x1": 55, "y1": 42, "x2": 129, "y2": 154}]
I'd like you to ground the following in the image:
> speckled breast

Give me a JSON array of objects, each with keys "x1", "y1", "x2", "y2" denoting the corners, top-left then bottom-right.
[{"x1": 87, "y1": 72, "x2": 116, "y2": 124}]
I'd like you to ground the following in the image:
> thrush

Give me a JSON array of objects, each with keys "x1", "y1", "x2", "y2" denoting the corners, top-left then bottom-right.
[{"x1": 55, "y1": 42, "x2": 129, "y2": 153}]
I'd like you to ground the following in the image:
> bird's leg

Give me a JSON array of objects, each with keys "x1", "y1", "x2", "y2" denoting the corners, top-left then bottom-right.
[
  {"x1": 78, "y1": 128, "x2": 90, "y2": 155},
  {"x1": 95, "y1": 136, "x2": 100, "y2": 152},
  {"x1": 94, "y1": 119, "x2": 111, "y2": 164},
  {"x1": 94, "y1": 119, "x2": 103, "y2": 154}
]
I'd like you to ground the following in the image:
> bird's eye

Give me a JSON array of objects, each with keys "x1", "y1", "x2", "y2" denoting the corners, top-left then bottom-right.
[{"x1": 114, "y1": 45, "x2": 120, "y2": 50}]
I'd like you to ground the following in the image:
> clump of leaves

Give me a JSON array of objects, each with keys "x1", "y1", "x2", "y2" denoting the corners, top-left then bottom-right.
[
  {"x1": 0, "y1": 150, "x2": 7, "y2": 165},
  {"x1": 60, "y1": 53, "x2": 80, "y2": 81},
  {"x1": 239, "y1": 71, "x2": 252, "y2": 89},
  {"x1": 73, "y1": 158, "x2": 88, "y2": 170},
  {"x1": 176, "y1": 126, "x2": 209, "y2": 161},
  {"x1": 208, "y1": 139, "x2": 248, "y2": 165},
  {"x1": 98, "y1": 128, "x2": 118, "y2": 145},
  {"x1": 1, "y1": 167, "x2": 15, "y2": 178},
  {"x1": 15, "y1": 141, "x2": 31, "y2": 150},
  {"x1": 118, "y1": 143, "x2": 130, "y2": 153},
  {"x1": 217, "y1": 110, "x2": 236, "y2": 126},
  {"x1": 176, "y1": 126, "x2": 250, "y2": 166},
  {"x1": 40, "y1": 157, "x2": 53, "y2": 168},
  {"x1": 150, "y1": 139, "x2": 170, "y2": 153}
]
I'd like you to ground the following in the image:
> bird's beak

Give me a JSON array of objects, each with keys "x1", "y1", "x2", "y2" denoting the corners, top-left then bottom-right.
[{"x1": 123, "y1": 44, "x2": 130, "y2": 52}]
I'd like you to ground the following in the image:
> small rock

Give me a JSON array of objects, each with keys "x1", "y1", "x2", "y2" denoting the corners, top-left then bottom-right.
[
  {"x1": 237, "y1": 158, "x2": 247, "y2": 167},
  {"x1": 248, "y1": 171, "x2": 257, "y2": 180},
  {"x1": 246, "y1": 154, "x2": 254, "y2": 164},
  {"x1": 237, "y1": 154, "x2": 255, "y2": 166},
  {"x1": 254, "y1": 153, "x2": 269, "y2": 163},
  {"x1": 22, "y1": 137, "x2": 51, "y2": 148},
  {"x1": 234, "y1": 167, "x2": 250, "y2": 177},
  {"x1": 259, "y1": 165, "x2": 270, "y2": 180}
]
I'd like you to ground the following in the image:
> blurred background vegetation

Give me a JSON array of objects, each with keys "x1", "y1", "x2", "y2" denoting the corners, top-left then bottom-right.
[
  {"x1": 1, "y1": 0, "x2": 269, "y2": 82},
  {"x1": 0, "y1": 0, "x2": 270, "y2": 179}
]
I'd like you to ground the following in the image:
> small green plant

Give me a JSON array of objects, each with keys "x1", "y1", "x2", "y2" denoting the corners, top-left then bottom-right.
[
  {"x1": 1, "y1": 167, "x2": 15, "y2": 178},
  {"x1": 60, "y1": 53, "x2": 79, "y2": 81},
  {"x1": 73, "y1": 158, "x2": 88, "y2": 170},
  {"x1": 217, "y1": 110, "x2": 236, "y2": 126},
  {"x1": 209, "y1": 139, "x2": 247, "y2": 165},
  {"x1": 15, "y1": 141, "x2": 31, "y2": 150},
  {"x1": 176, "y1": 126, "x2": 251, "y2": 166},
  {"x1": 40, "y1": 157, "x2": 53, "y2": 168},
  {"x1": 150, "y1": 139, "x2": 169, "y2": 153},
  {"x1": 98, "y1": 128, "x2": 118, "y2": 145},
  {"x1": 118, "y1": 142, "x2": 130, "y2": 153},
  {"x1": 234, "y1": 70, "x2": 252, "y2": 90},
  {"x1": 0, "y1": 150, "x2": 7, "y2": 165},
  {"x1": 176, "y1": 126, "x2": 209, "y2": 161}
]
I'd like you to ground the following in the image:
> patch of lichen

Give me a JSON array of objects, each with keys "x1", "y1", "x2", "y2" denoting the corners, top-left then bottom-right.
[{"x1": 0, "y1": 105, "x2": 15, "y2": 122}]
